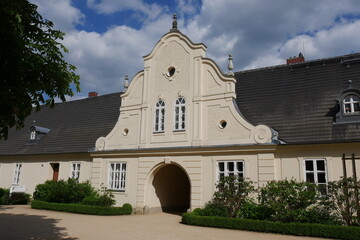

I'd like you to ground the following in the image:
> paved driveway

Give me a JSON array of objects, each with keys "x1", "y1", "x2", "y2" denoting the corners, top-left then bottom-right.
[{"x1": 0, "y1": 205, "x2": 326, "y2": 240}]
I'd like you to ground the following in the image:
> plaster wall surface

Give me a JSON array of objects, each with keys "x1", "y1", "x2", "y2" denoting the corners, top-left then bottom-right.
[
  {"x1": 276, "y1": 143, "x2": 360, "y2": 182},
  {"x1": 0, "y1": 154, "x2": 92, "y2": 195},
  {"x1": 95, "y1": 31, "x2": 273, "y2": 152}
]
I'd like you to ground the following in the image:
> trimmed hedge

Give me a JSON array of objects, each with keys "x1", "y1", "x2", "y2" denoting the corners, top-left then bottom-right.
[
  {"x1": 182, "y1": 213, "x2": 360, "y2": 240},
  {"x1": 31, "y1": 200, "x2": 132, "y2": 216}
]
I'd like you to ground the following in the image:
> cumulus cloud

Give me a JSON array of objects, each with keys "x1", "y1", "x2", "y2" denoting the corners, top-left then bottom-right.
[
  {"x1": 183, "y1": 0, "x2": 360, "y2": 71},
  {"x1": 62, "y1": 15, "x2": 173, "y2": 95},
  {"x1": 176, "y1": 0, "x2": 198, "y2": 14},
  {"x1": 30, "y1": 0, "x2": 360, "y2": 97},
  {"x1": 31, "y1": 0, "x2": 84, "y2": 32},
  {"x1": 87, "y1": 0, "x2": 165, "y2": 21}
]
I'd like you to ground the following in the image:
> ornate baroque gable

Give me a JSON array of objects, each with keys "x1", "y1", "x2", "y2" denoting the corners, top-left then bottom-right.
[{"x1": 95, "y1": 17, "x2": 275, "y2": 151}]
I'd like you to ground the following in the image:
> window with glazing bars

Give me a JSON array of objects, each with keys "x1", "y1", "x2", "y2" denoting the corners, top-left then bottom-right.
[
  {"x1": 174, "y1": 97, "x2": 186, "y2": 130},
  {"x1": 304, "y1": 159, "x2": 327, "y2": 195},
  {"x1": 217, "y1": 161, "x2": 244, "y2": 181},
  {"x1": 108, "y1": 162, "x2": 127, "y2": 191},
  {"x1": 343, "y1": 95, "x2": 360, "y2": 114},
  {"x1": 13, "y1": 163, "x2": 22, "y2": 184},
  {"x1": 71, "y1": 163, "x2": 81, "y2": 182},
  {"x1": 154, "y1": 100, "x2": 165, "y2": 132}
]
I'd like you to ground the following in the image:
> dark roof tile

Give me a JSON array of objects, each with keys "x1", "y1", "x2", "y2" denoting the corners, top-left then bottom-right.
[
  {"x1": 0, "y1": 93, "x2": 121, "y2": 155},
  {"x1": 235, "y1": 52, "x2": 360, "y2": 144}
]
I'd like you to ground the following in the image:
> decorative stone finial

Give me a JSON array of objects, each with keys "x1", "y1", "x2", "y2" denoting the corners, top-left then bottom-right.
[
  {"x1": 227, "y1": 54, "x2": 234, "y2": 76},
  {"x1": 170, "y1": 14, "x2": 179, "y2": 32},
  {"x1": 124, "y1": 75, "x2": 129, "y2": 90}
]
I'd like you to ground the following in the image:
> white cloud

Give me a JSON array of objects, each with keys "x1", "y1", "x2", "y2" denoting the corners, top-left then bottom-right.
[
  {"x1": 31, "y1": 0, "x2": 84, "y2": 32},
  {"x1": 30, "y1": 0, "x2": 360, "y2": 97},
  {"x1": 182, "y1": 0, "x2": 360, "y2": 71},
  {"x1": 244, "y1": 54, "x2": 284, "y2": 71},
  {"x1": 176, "y1": 0, "x2": 200, "y2": 17},
  {"x1": 62, "y1": 15, "x2": 173, "y2": 95},
  {"x1": 279, "y1": 20, "x2": 360, "y2": 61},
  {"x1": 87, "y1": 0, "x2": 165, "y2": 20}
]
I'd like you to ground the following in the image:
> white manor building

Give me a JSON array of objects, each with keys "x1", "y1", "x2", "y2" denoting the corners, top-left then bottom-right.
[{"x1": 1, "y1": 16, "x2": 360, "y2": 213}]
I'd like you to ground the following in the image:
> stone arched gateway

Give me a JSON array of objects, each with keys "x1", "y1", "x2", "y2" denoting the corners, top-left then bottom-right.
[{"x1": 145, "y1": 163, "x2": 191, "y2": 213}]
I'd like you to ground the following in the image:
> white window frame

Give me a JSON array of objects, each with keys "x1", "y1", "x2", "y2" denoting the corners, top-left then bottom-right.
[
  {"x1": 70, "y1": 163, "x2": 81, "y2": 182},
  {"x1": 13, "y1": 163, "x2": 22, "y2": 185},
  {"x1": 217, "y1": 160, "x2": 244, "y2": 181},
  {"x1": 343, "y1": 95, "x2": 360, "y2": 114},
  {"x1": 30, "y1": 130, "x2": 36, "y2": 140},
  {"x1": 154, "y1": 100, "x2": 165, "y2": 132},
  {"x1": 304, "y1": 159, "x2": 328, "y2": 194},
  {"x1": 108, "y1": 162, "x2": 127, "y2": 191},
  {"x1": 174, "y1": 97, "x2": 186, "y2": 131}
]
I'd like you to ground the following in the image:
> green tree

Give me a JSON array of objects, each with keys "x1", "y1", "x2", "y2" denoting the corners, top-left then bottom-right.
[
  {"x1": 323, "y1": 177, "x2": 360, "y2": 226},
  {"x1": 258, "y1": 179, "x2": 319, "y2": 223},
  {"x1": 0, "y1": 0, "x2": 80, "y2": 139},
  {"x1": 212, "y1": 176, "x2": 255, "y2": 217}
]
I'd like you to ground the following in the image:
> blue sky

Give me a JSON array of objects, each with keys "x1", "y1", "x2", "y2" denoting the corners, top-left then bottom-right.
[{"x1": 31, "y1": 0, "x2": 360, "y2": 100}]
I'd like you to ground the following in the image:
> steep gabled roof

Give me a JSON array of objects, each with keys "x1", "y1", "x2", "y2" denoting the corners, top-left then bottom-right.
[
  {"x1": 0, "y1": 93, "x2": 121, "y2": 155},
  {"x1": 2, "y1": 53, "x2": 360, "y2": 156},
  {"x1": 235, "y1": 52, "x2": 360, "y2": 144}
]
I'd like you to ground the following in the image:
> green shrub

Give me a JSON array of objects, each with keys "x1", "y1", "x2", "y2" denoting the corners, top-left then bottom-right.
[
  {"x1": 322, "y1": 177, "x2": 360, "y2": 226},
  {"x1": 33, "y1": 179, "x2": 96, "y2": 204},
  {"x1": 0, "y1": 188, "x2": 8, "y2": 198},
  {"x1": 122, "y1": 203, "x2": 132, "y2": 214},
  {"x1": 0, "y1": 188, "x2": 10, "y2": 205},
  {"x1": 212, "y1": 176, "x2": 255, "y2": 217},
  {"x1": 237, "y1": 201, "x2": 273, "y2": 220},
  {"x1": 258, "y1": 179, "x2": 319, "y2": 223},
  {"x1": 202, "y1": 202, "x2": 229, "y2": 217},
  {"x1": 182, "y1": 213, "x2": 360, "y2": 240},
  {"x1": 31, "y1": 200, "x2": 132, "y2": 215},
  {"x1": 192, "y1": 208, "x2": 204, "y2": 216},
  {"x1": 9, "y1": 192, "x2": 31, "y2": 204},
  {"x1": 295, "y1": 206, "x2": 341, "y2": 225},
  {"x1": 81, "y1": 185, "x2": 115, "y2": 207}
]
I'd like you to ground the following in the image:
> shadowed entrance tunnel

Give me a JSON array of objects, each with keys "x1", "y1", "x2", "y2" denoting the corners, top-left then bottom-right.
[{"x1": 152, "y1": 164, "x2": 190, "y2": 212}]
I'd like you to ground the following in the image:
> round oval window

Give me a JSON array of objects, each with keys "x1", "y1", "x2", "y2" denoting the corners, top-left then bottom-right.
[
  {"x1": 167, "y1": 67, "x2": 176, "y2": 77},
  {"x1": 218, "y1": 120, "x2": 227, "y2": 129},
  {"x1": 122, "y1": 128, "x2": 129, "y2": 136}
]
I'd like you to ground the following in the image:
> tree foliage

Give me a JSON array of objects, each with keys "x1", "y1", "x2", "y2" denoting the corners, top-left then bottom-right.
[
  {"x1": 322, "y1": 177, "x2": 360, "y2": 226},
  {"x1": 211, "y1": 176, "x2": 255, "y2": 217},
  {"x1": 258, "y1": 179, "x2": 319, "y2": 223},
  {"x1": 0, "y1": 0, "x2": 80, "y2": 139}
]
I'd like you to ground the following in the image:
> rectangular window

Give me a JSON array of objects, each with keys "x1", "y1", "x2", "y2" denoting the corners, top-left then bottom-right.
[
  {"x1": 108, "y1": 162, "x2": 127, "y2": 191},
  {"x1": 13, "y1": 163, "x2": 22, "y2": 184},
  {"x1": 304, "y1": 159, "x2": 327, "y2": 195},
  {"x1": 70, "y1": 163, "x2": 81, "y2": 182},
  {"x1": 217, "y1": 160, "x2": 244, "y2": 181}
]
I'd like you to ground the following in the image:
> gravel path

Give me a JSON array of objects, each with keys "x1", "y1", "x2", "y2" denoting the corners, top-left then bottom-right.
[{"x1": 0, "y1": 205, "x2": 327, "y2": 240}]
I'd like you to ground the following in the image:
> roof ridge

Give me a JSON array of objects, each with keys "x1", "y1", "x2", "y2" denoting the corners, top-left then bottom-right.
[{"x1": 235, "y1": 52, "x2": 360, "y2": 74}]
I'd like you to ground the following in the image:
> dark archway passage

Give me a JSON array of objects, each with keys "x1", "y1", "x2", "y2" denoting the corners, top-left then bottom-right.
[{"x1": 152, "y1": 164, "x2": 190, "y2": 212}]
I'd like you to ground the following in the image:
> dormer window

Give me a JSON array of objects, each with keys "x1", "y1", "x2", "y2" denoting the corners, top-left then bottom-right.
[
  {"x1": 343, "y1": 95, "x2": 360, "y2": 114},
  {"x1": 28, "y1": 125, "x2": 50, "y2": 143},
  {"x1": 30, "y1": 130, "x2": 36, "y2": 140},
  {"x1": 335, "y1": 81, "x2": 360, "y2": 124}
]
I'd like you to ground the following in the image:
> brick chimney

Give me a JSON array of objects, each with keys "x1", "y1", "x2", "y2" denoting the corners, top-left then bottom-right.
[
  {"x1": 287, "y1": 52, "x2": 305, "y2": 64},
  {"x1": 88, "y1": 92, "x2": 98, "y2": 98}
]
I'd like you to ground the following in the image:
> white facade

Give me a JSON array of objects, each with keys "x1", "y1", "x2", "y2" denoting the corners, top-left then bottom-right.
[
  {"x1": 1, "y1": 26, "x2": 359, "y2": 214},
  {"x1": 91, "y1": 29, "x2": 276, "y2": 213}
]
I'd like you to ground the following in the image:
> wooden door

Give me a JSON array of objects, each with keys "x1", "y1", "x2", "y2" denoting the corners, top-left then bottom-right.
[{"x1": 51, "y1": 163, "x2": 60, "y2": 181}]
